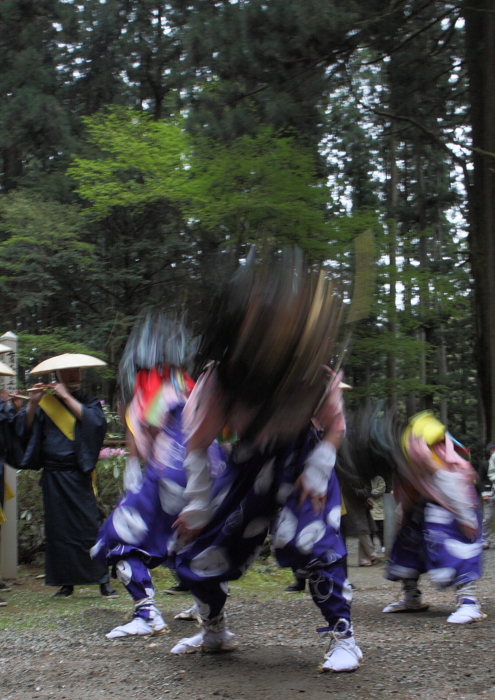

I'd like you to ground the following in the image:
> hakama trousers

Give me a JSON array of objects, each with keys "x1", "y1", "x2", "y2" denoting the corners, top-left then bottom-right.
[
  {"x1": 175, "y1": 432, "x2": 353, "y2": 632},
  {"x1": 386, "y1": 502, "x2": 483, "y2": 588}
]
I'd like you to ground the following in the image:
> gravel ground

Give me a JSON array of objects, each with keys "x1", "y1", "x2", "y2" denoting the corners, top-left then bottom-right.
[{"x1": 2, "y1": 541, "x2": 495, "y2": 700}]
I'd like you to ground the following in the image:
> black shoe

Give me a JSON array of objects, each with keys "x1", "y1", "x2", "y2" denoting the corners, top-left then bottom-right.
[
  {"x1": 53, "y1": 585, "x2": 74, "y2": 598},
  {"x1": 0, "y1": 582, "x2": 11, "y2": 593},
  {"x1": 284, "y1": 579, "x2": 306, "y2": 593},
  {"x1": 165, "y1": 582, "x2": 190, "y2": 595},
  {"x1": 0, "y1": 598, "x2": 7, "y2": 607},
  {"x1": 100, "y1": 583, "x2": 118, "y2": 598}
]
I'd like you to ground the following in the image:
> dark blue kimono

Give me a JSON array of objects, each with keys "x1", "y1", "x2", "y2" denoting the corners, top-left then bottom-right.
[
  {"x1": 16, "y1": 391, "x2": 109, "y2": 586},
  {"x1": 0, "y1": 398, "x2": 22, "y2": 507}
]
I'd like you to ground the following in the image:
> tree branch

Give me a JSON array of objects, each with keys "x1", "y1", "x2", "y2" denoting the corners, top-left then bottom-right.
[{"x1": 364, "y1": 7, "x2": 458, "y2": 65}]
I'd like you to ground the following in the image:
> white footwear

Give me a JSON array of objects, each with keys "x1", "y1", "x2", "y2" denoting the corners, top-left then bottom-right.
[
  {"x1": 382, "y1": 600, "x2": 429, "y2": 613},
  {"x1": 170, "y1": 628, "x2": 236, "y2": 654},
  {"x1": 447, "y1": 603, "x2": 487, "y2": 624},
  {"x1": 170, "y1": 631, "x2": 205, "y2": 653},
  {"x1": 170, "y1": 613, "x2": 236, "y2": 654},
  {"x1": 106, "y1": 615, "x2": 168, "y2": 639},
  {"x1": 174, "y1": 603, "x2": 201, "y2": 622},
  {"x1": 319, "y1": 620, "x2": 362, "y2": 673}
]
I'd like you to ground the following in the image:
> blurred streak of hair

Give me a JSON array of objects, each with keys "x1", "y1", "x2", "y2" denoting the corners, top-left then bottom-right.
[
  {"x1": 118, "y1": 311, "x2": 196, "y2": 407},
  {"x1": 194, "y1": 246, "x2": 344, "y2": 444}
]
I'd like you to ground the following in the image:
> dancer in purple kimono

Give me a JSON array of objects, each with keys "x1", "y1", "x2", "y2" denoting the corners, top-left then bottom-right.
[
  {"x1": 92, "y1": 315, "x2": 224, "y2": 639},
  {"x1": 383, "y1": 411, "x2": 485, "y2": 624},
  {"x1": 168, "y1": 250, "x2": 363, "y2": 672}
]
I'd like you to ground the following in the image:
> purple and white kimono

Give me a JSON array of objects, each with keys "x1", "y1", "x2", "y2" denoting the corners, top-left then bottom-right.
[
  {"x1": 386, "y1": 418, "x2": 483, "y2": 593},
  {"x1": 92, "y1": 405, "x2": 224, "y2": 617},
  {"x1": 387, "y1": 502, "x2": 483, "y2": 588},
  {"x1": 174, "y1": 426, "x2": 353, "y2": 634}
]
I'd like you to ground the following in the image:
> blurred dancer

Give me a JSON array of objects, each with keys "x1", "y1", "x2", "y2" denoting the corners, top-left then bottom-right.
[
  {"x1": 383, "y1": 411, "x2": 484, "y2": 624},
  {"x1": 92, "y1": 315, "x2": 224, "y2": 638},
  {"x1": 170, "y1": 250, "x2": 363, "y2": 672}
]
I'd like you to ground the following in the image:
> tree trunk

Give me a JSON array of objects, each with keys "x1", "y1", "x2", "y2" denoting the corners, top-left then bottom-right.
[
  {"x1": 435, "y1": 166, "x2": 448, "y2": 427},
  {"x1": 2, "y1": 145, "x2": 22, "y2": 192},
  {"x1": 463, "y1": 0, "x2": 495, "y2": 440},
  {"x1": 387, "y1": 132, "x2": 398, "y2": 410},
  {"x1": 415, "y1": 139, "x2": 434, "y2": 410}
]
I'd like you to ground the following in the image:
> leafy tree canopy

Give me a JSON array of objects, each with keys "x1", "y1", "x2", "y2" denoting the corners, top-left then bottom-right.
[{"x1": 69, "y1": 108, "x2": 334, "y2": 259}]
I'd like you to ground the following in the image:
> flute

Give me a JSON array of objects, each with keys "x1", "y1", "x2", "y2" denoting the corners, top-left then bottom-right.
[
  {"x1": 26, "y1": 384, "x2": 54, "y2": 393},
  {"x1": 8, "y1": 392, "x2": 30, "y2": 400}
]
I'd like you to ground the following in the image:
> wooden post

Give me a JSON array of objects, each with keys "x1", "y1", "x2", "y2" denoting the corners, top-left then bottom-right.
[{"x1": 0, "y1": 331, "x2": 18, "y2": 579}]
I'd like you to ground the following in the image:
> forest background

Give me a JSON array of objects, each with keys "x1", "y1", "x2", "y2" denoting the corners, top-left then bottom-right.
[{"x1": 1, "y1": 0, "x2": 494, "y2": 463}]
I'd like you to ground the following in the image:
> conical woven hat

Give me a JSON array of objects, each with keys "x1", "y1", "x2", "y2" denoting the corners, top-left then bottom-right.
[
  {"x1": 0, "y1": 360, "x2": 15, "y2": 376},
  {"x1": 29, "y1": 353, "x2": 106, "y2": 375}
]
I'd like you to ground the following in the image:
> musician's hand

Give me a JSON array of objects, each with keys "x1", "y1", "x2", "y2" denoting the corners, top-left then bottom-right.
[
  {"x1": 28, "y1": 383, "x2": 45, "y2": 405},
  {"x1": 11, "y1": 393, "x2": 24, "y2": 412},
  {"x1": 52, "y1": 382, "x2": 70, "y2": 401}
]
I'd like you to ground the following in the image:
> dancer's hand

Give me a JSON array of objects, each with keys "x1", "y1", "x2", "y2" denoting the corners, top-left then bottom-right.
[
  {"x1": 293, "y1": 475, "x2": 327, "y2": 515},
  {"x1": 173, "y1": 513, "x2": 204, "y2": 547},
  {"x1": 460, "y1": 524, "x2": 478, "y2": 543},
  {"x1": 314, "y1": 368, "x2": 346, "y2": 447}
]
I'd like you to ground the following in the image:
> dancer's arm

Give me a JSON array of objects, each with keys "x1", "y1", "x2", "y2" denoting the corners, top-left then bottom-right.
[{"x1": 297, "y1": 374, "x2": 345, "y2": 514}]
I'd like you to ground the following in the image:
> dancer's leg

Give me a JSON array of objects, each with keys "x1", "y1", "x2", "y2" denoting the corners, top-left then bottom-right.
[
  {"x1": 383, "y1": 509, "x2": 429, "y2": 613},
  {"x1": 306, "y1": 562, "x2": 362, "y2": 672},
  {"x1": 170, "y1": 581, "x2": 234, "y2": 653},
  {"x1": 274, "y1": 469, "x2": 361, "y2": 672},
  {"x1": 106, "y1": 556, "x2": 168, "y2": 638},
  {"x1": 446, "y1": 580, "x2": 487, "y2": 623},
  {"x1": 422, "y1": 502, "x2": 484, "y2": 623}
]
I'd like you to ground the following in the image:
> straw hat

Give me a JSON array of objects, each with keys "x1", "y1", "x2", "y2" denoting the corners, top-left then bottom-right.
[
  {"x1": 0, "y1": 360, "x2": 15, "y2": 376},
  {"x1": 29, "y1": 353, "x2": 107, "y2": 375}
]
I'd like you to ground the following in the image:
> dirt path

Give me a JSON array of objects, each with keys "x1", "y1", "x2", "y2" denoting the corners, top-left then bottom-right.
[{"x1": 2, "y1": 543, "x2": 495, "y2": 700}]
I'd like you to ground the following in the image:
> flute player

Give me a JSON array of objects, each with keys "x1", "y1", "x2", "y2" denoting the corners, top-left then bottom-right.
[{"x1": 16, "y1": 353, "x2": 118, "y2": 599}]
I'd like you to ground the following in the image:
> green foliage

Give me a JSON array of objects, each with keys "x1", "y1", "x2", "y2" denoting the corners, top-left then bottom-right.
[
  {"x1": 0, "y1": 190, "x2": 94, "y2": 340},
  {"x1": 0, "y1": 1, "x2": 486, "y2": 450},
  {"x1": 69, "y1": 106, "x2": 188, "y2": 216},
  {"x1": 186, "y1": 128, "x2": 332, "y2": 258},
  {"x1": 17, "y1": 471, "x2": 45, "y2": 565},
  {"x1": 94, "y1": 454, "x2": 125, "y2": 518},
  {"x1": 17, "y1": 329, "x2": 109, "y2": 386},
  {"x1": 0, "y1": 0, "x2": 71, "y2": 192},
  {"x1": 70, "y1": 108, "x2": 334, "y2": 259},
  {"x1": 0, "y1": 192, "x2": 92, "y2": 325}
]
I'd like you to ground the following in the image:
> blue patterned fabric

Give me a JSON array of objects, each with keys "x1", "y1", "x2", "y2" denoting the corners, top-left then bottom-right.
[
  {"x1": 386, "y1": 501, "x2": 483, "y2": 588},
  {"x1": 175, "y1": 428, "x2": 352, "y2": 628},
  {"x1": 93, "y1": 406, "x2": 224, "y2": 571}
]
